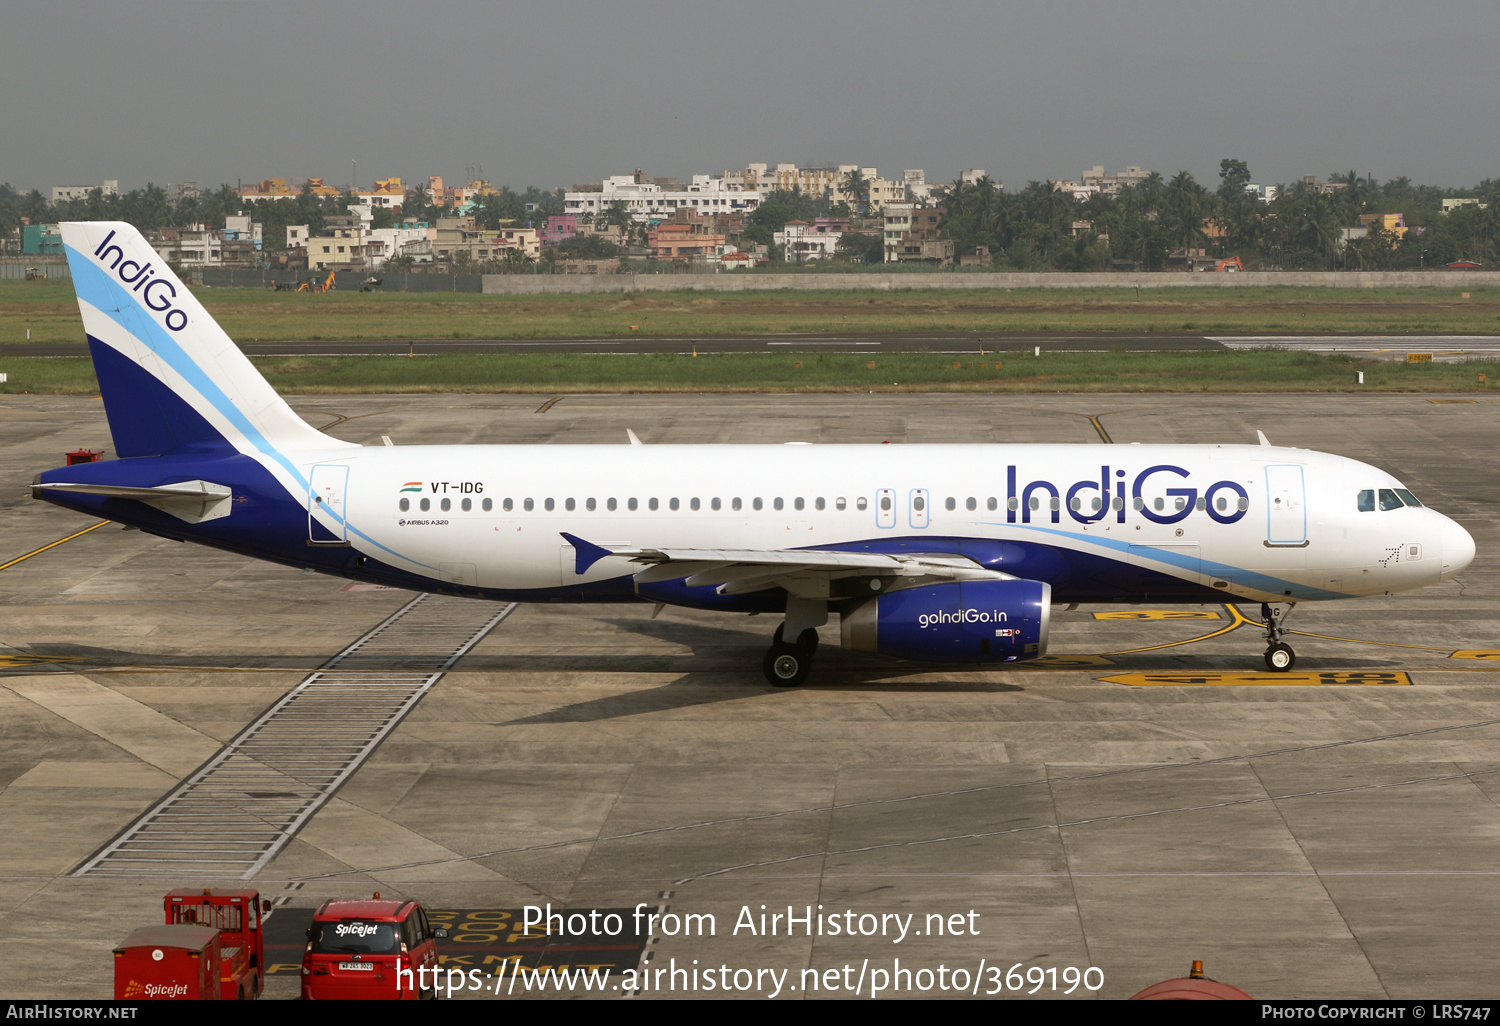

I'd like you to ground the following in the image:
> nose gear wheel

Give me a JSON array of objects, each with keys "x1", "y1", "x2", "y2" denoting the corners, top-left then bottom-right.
[{"x1": 1259, "y1": 602, "x2": 1297, "y2": 672}]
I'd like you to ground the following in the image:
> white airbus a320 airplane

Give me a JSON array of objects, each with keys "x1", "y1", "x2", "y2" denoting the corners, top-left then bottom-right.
[{"x1": 34, "y1": 223, "x2": 1475, "y2": 685}]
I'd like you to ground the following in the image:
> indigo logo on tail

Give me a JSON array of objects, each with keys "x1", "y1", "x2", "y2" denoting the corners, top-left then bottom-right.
[{"x1": 93, "y1": 229, "x2": 188, "y2": 331}]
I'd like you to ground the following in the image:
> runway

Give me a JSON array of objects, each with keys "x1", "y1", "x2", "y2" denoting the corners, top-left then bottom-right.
[
  {"x1": 11, "y1": 332, "x2": 1499, "y2": 359},
  {"x1": 1, "y1": 392, "x2": 1497, "y2": 999}
]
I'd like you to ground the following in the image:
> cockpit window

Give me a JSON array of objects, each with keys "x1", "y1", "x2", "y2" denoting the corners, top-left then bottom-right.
[
  {"x1": 1378, "y1": 489, "x2": 1403, "y2": 511},
  {"x1": 1394, "y1": 489, "x2": 1422, "y2": 508},
  {"x1": 1357, "y1": 490, "x2": 1375, "y2": 512}
]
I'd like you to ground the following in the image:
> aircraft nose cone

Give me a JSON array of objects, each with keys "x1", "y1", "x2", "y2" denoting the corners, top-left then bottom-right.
[{"x1": 1440, "y1": 516, "x2": 1476, "y2": 580}]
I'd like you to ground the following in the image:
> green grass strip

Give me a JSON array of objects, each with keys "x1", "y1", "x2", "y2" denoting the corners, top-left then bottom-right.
[{"x1": 4, "y1": 352, "x2": 1498, "y2": 396}]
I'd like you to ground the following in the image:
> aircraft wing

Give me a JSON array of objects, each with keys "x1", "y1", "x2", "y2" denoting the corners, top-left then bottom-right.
[{"x1": 561, "y1": 532, "x2": 1009, "y2": 596}]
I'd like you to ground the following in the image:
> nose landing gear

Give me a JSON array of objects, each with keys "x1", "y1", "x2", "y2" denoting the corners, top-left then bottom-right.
[{"x1": 1260, "y1": 602, "x2": 1296, "y2": 671}]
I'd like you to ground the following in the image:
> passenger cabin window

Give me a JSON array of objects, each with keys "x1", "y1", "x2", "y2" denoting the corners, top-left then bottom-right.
[
  {"x1": 607, "y1": 498, "x2": 617, "y2": 511},
  {"x1": 815, "y1": 497, "x2": 825, "y2": 511},
  {"x1": 732, "y1": 498, "x2": 742, "y2": 511},
  {"x1": 986, "y1": 497, "x2": 997, "y2": 511},
  {"x1": 857, "y1": 497, "x2": 868, "y2": 511},
  {"x1": 669, "y1": 498, "x2": 679, "y2": 511},
  {"x1": 441, "y1": 498, "x2": 451, "y2": 512},
  {"x1": 483, "y1": 498, "x2": 493, "y2": 512},
  {"x1": 945, "y1": 497, "x2": 956, "y2": 511},
  {"x1": 691, "y1": 498, "x2": 701, "y2": 511},
  {"x1": 399, "y1": 498, "x2": 409, "y2": 512},
  {"x1": 524, "y1": 498, "x2": 534, "y2": 511},
  {"x1": 1378, "y1": 489, "x2": 1402, "y2": 511},
  {"x1": 649, "y1": 498, "x2": 659, "y2": 511},
  {"x1": 461, "y1": 497, "x2": 472, "y2": 512},
  {"x1": 628, "y1": 498, "x2": 638, "y2": 511},
  {"x1": 1008, "y1": 497, "x2": 1019, "y2": 511},
  {"x1": 420, "y1": 498, "x2": 431, "y2": 512},
  {"x1": 879, "y1": 496, "x2": 891, "y2": 512},
  {"x1": 586, "y1": 498, "x2": 596, "y2": 511},
  {"x1": 794, "y1": 497, "x2": 804, "y2": 511},
  {"x1": 565, "y1": 498, "x2": 576, "y2": 511},
  {"x1": 544, "y1": 498, "x2": 555, "y2": 512},
  {"x1": 753, "y1": 498, "x2": 763, "y2": 510},
  {"x1": 774, "y1": 498, "x2": 784, "y2": 511},
  {"x1": 503, "y1": 498, "x2": 513, "y2": 512},
  {"x1": 836, "y1": 497, "x2": 846, "y2": 510}
]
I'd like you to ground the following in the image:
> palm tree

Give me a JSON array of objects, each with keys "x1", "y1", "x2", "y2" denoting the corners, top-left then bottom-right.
[
  {"x1": 840, "y1": 168, "x2": 869, "y2": 215},
  {"x1": 1163, "y1": 170, "x2": 1208, "y2": 254}
]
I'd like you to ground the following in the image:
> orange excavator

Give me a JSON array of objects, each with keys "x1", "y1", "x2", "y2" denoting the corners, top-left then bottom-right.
[{"x1": 294, "y1": 270, "x2": 337, "y2": 293}]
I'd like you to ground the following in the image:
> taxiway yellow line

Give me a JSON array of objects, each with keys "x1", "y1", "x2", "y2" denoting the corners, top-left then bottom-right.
[
  {"x1": 1286, "y1": 629, "x2": 1449, "y2": 652},
  {"x1": 0, "y1": 522, "x2": 107, "y2": 573},
  {"x1": 1105, "y1": 602, "x2": 1252, "y2": 655}
]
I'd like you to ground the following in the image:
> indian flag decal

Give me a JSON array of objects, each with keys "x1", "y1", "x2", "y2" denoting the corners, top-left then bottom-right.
[{"x1": 400, "y1": 482, "x2": 422, "y2": 492}]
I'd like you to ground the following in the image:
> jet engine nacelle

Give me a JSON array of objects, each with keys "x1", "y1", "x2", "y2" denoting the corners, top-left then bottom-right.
[{"x1": 840, "y1": 579, "x2": 1052, "y2": 663}]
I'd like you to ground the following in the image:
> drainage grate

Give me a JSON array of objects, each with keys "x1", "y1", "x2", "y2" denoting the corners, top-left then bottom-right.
[{"x1": 72, "y1": 594, "x2": 514, "y2": 879}]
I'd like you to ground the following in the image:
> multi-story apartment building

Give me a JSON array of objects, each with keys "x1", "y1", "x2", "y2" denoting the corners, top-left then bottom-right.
[
  {"x1": 722, "y1": 164, "x2": 844, "y2": 198},
  {"x1": 648, "y1": 211, "x2": 727, "y2": 262},
  {"x1": 51, "y1": 180, "x2": 119, "y2": 203},
  {"x1": 565, "y1": 171, "x2": 761, "y2": 223},
  {"x1": 357, "y1": 178, "x2": 405, "y2": 209},
  {"x1": 773, "y1": 219, "x2": 844, "y2": 262},
  {"x1": 1079, "y1": 165, "x2": 1152, "y2": 196},
  {"x1": 304, "y1": 215, "x2": 370, "y2": 270},
  {"x1": 151, "y1": 219, "x2": 264, "y2": 268},
  {"x1": 829, "y1": 167, "x2": 906, "y2": 213},
  {"x1": 883, "y1": 204, "x2": 952, "y2": 266},
  {"x1": 430, "y1": 216, "x2": 540, "y2": 262},
  {"x1": 239, "y1": 177, "x2": 341, "y2": 202}
]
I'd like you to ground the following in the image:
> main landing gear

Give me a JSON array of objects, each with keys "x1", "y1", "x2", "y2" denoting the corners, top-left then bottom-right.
[
  {"x1": 1260, "y1": 602, "x2": 1296, "y2": 672},
  {"x1": 764, "y1": 623, "x2": 819, "y2": 687},
  {"x1": 762, "y1": 598, "x2": 828, "y2": 687}
]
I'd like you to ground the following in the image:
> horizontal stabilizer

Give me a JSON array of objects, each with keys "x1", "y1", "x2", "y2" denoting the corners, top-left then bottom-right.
[{"x1": 34, "y1": 479, "x2": 234, "y2": 524}]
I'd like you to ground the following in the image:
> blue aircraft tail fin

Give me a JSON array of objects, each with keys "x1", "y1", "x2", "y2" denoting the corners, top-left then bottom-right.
[{"x1": 59, "y1": 222, "x2": 350, "y2": 459}]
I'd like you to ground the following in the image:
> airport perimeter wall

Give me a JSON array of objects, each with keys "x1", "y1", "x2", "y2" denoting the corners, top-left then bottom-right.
[
  {"x1": 70, "y1": 264, "x2": 1500, "y2": 293},
  {"x1": 0, "y1": 258, "x2": 70, "y2": 280},
  {"x1": 475, "y1": 270, "x2": 1500, "y2": 294}
]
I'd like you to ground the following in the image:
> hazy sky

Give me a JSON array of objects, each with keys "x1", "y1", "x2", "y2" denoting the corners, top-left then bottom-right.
[{"x1": 4, "y1": 0, "x2": 1497, "y2": 195}]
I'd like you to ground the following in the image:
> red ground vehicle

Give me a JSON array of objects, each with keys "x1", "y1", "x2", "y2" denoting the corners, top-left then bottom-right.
[
  {"x1": 114, "y1": 925, "x2": 221, "y2": 1000},
  {"x1": 164, "y1": 888, "x2": 268, "y2": 1001},
  {"x1": 302, "y1": 893, "x2": 445, "y2": 1000}
]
